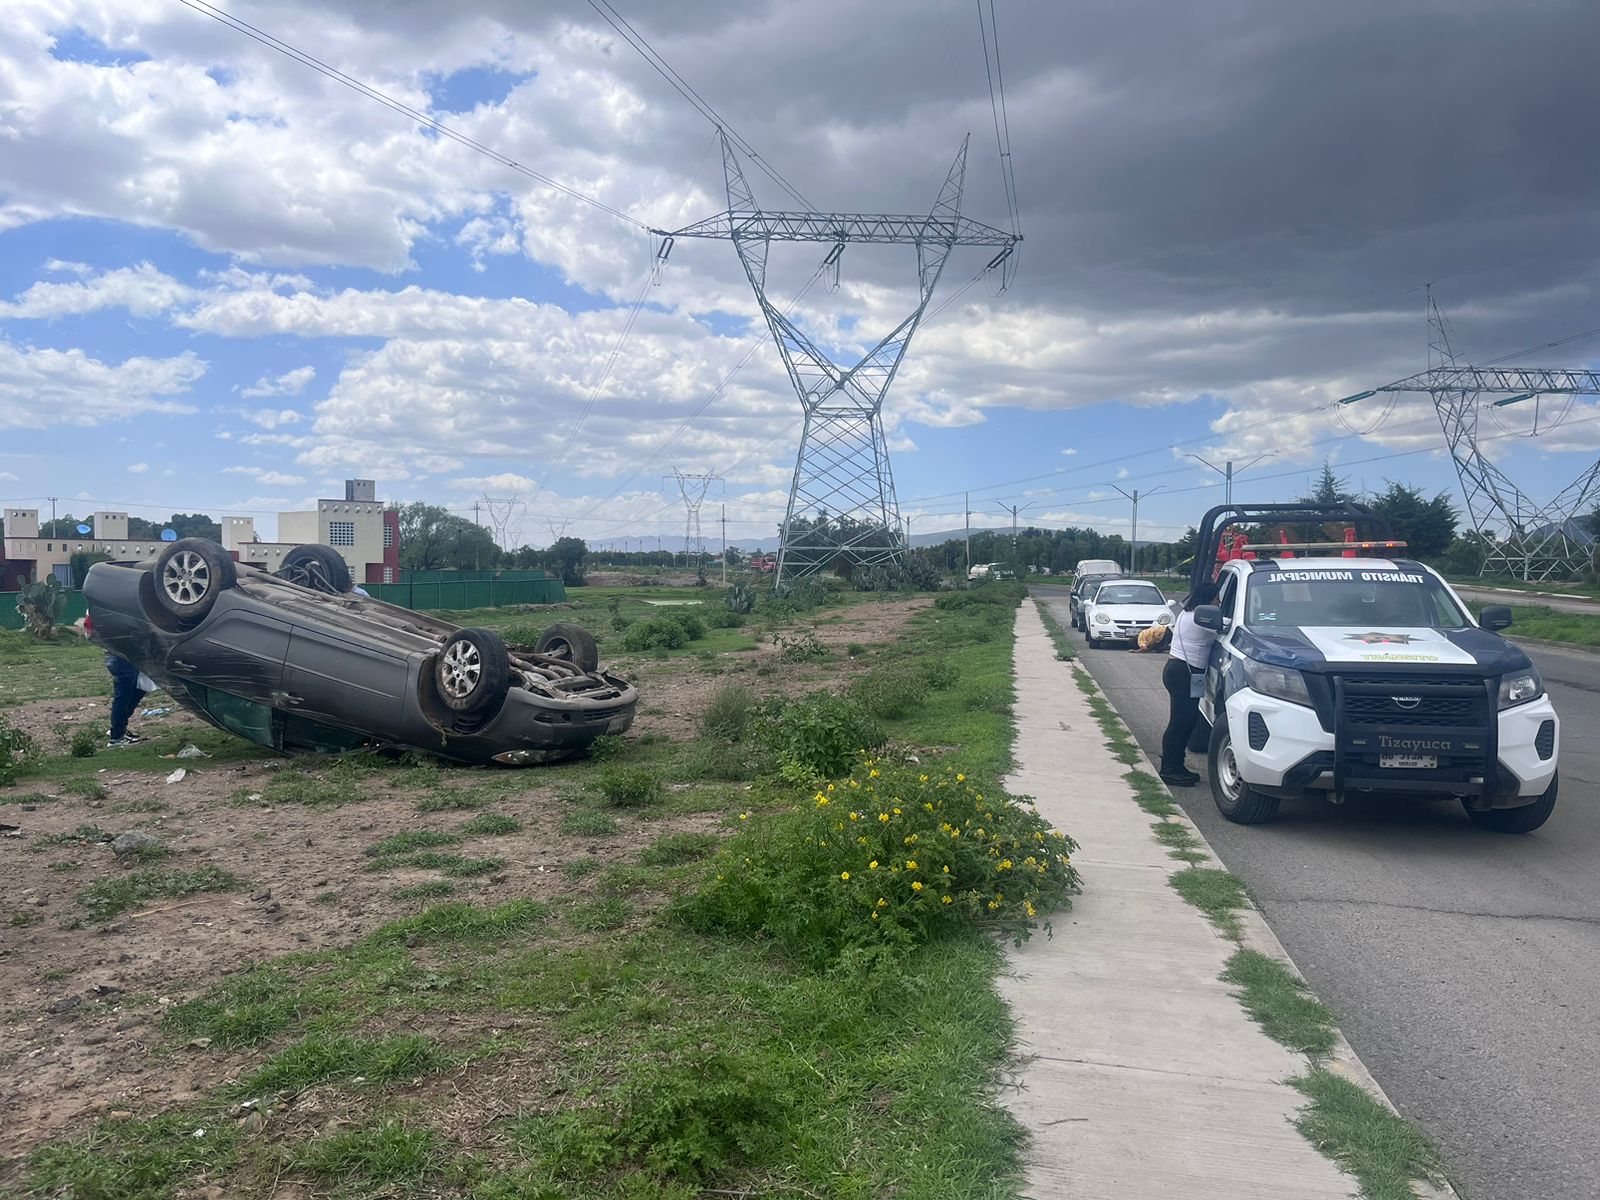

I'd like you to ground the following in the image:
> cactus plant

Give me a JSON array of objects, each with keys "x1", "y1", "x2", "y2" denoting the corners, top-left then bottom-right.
[{"x1": 16, "y1": 575, "x2": 66, "y2": 639}]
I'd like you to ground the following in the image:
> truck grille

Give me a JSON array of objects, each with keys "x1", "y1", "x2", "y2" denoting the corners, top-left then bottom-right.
[{"x1": 1342, "y1": 694, "x2": 1477, "y2": 727}]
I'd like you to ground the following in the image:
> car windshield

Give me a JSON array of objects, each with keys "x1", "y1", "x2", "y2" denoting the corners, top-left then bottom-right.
[
  {"x1": 1244, "y1": 567, "x2": 1468, "y2": 629},
  {"x1": 1095, "y1": 583, "x2": 1165, "y2": 606}
]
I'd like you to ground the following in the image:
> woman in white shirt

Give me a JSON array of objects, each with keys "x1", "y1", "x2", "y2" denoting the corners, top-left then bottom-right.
[{"x1": 1160, "y1": 581, "x2": 1220, "y2": 786}]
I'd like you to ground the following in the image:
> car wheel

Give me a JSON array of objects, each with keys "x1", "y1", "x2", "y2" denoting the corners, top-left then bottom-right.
[
  {"x1": 1208, "y1": 717, "x2": 1280, "y2": 824},
  {"x1": 153, "y1": 538, "x2": 236, "y2": 624},
  {"x1": 1465, "y1": 772, "x2": 1557, "y2": 833},
  {"x1": 278, "y1": 544, "x2": 352, "y2": 595},
  {"x1": 535, "y1": 623, "x2": 600, "y2": 673},
  {"x1": 436, "y1": 628, "x2": 512, "y2": 717}
]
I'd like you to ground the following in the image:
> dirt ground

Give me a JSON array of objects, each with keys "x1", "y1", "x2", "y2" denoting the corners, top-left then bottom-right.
[{"x1": 0, "y1": 594, "x2": 929, "y2": 1163}]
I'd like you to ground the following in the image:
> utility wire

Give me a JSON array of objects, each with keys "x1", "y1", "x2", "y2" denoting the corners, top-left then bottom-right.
[
  {"x1": 172, "y1": 0, "x2": 649, "y2": 231},
  {"x1": 583, "y1": 0, "x2": 817, "y2": 212},
  {"x1": 976, "y1": 0, "x2": 1020, "y2": 238}
]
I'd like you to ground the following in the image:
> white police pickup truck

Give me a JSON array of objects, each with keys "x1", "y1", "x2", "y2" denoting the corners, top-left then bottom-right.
[{"x1": 1193, "y1": 546, "x2": 1559, "y2": 833}]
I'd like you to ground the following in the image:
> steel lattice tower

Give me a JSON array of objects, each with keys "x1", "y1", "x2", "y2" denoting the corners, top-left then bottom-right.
[
  {"x1": 661, "y1": 132, "x2": 1018, "y2": 583},
  {"x1": 666, "y1": 469, "x2": 720, "y2": 560},
  {"x1": 1341, "y1": 292, "x2": 1600, "y2": 579}
]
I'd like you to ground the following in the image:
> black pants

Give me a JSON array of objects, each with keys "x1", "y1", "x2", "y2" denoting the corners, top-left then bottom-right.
[
  {"x1": 1161, "y1": 658, "x2": 1201, "y2": 774},
  {"x1": 106, "y1": 654, "x2": 148, "y2": 741}
]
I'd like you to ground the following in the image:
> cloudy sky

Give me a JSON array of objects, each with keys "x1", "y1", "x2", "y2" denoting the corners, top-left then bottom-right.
[{"x1": 3, "y1": 0, "x2": 1599, "y2": 548}]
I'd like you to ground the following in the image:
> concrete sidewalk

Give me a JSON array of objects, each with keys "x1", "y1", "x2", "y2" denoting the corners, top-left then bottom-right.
[{"x1": 997, "y1": 602, "x2": 1357, "y2": 1199}]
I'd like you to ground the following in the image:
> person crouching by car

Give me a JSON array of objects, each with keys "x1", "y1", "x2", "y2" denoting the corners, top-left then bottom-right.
[
  {"x1": 1159, "y1": 582, "x2": 1220, "y2": 787},
  {"x1": 79, "y1": 614, "x2": 149, "y2": 748}
]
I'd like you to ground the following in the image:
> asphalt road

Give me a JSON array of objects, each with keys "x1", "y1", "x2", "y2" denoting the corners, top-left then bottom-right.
[
  {"x1": 1033, "y1": 587, "x2": 1600, "y2": 1200},
  {"x1": 1455, "y1": 585, "x2": 1600, "y2": 615}
]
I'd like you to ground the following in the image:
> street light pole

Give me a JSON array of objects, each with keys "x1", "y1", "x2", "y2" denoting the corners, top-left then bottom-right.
[
  {"x1": 1112, "y1": 485, "x2": 1164, "y2": 575},
  {"x1": 1185, "y1": 452, "x2": 1274, "y2": 506}
]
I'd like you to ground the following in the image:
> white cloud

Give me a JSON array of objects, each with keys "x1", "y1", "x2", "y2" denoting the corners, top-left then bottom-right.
[
  {"x1": 224, "y1": 466, "x2": 308, "y2": 486},
  {"x1": 238, "y1": 408, "x2": 305, "y2": 429},
  {"x1": 0, "y1": 471, "x2": 17, "y2": 482},
  {"x1": 127, "y1": 461, "x2": 148, "y2": 473},
  {"x1": 0, "y1": 262, "x2": 191, "y2": 319},
  {"x1": 0, "y1": 338, "x2": 203, "y2": 429},
  {"x1": 1060, "y1": 447, "x2": 1078, "y2": 456},
  {"x1": 239, "y1": 366, "x2": 315, "y2": 399}
]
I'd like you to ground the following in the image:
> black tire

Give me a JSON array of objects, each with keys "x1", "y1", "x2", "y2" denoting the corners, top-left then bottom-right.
[
  {"x1": 436, "y1": 628, "x2": 512, "y2": 717},
  {"x1": 1208, "y1": 716, "x2": 1281, "y2": 825},
  {"x1": 278, "y1": 544, "x2": 353, "y2": 595},
  {"x1": 1465, "y1": 772, "x2": 1558, "y2": 833},
  {"x1": 153, "y1": 538, "x2": 236, "y2": 624},
  {"x1": 535, "y1": 623, "x2": 600, "y2": 673}
]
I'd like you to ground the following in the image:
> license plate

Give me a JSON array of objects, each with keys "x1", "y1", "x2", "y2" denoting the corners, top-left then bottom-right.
[{"x1": 1380, "y1": 753, "x2": 1436, "y2": 770}]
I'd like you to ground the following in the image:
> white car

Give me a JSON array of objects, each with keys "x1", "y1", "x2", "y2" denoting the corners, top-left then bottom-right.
[{"x1": 1082, "y1": 579, "x2": 1172, "y2": 649}]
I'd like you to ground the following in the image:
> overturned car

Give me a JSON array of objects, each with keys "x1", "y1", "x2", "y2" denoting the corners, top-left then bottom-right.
[{"x1": 84, "y1": 539, "x2": 637, "y2": 766}]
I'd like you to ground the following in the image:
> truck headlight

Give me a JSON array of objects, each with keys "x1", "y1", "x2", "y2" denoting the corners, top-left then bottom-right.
[
  {"x1": 1156, "y1": 613, "x2": 1172, "y2": 625},
  {"x1": 1243, "y1": 658, "x2": 1312, "y2": 707},
  {"x1": 1498, "y1": 668, "x2": 1543, "y2": 710},
  {"x1": 1094, "y1": 612, "x2": 1111, "y2": 624}
]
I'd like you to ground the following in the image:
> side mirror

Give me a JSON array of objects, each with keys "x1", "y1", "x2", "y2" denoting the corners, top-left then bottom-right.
[
  {"x1": 1193, "y1": 604, "x2": 1224, "y2": 631},
  {"x1": 1480, "y1": 605, "x2": 1513, "y2": 632}
]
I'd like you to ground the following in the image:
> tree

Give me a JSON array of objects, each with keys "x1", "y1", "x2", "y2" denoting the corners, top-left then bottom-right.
[
  {"x1": 544, "y1": 537, "x2": 589, "y2": 587},
  {"x1": 1300, "y1": 460, "x2": 1356, "y2": 507},
  {"x1": 1368, "y1": 482, "x2": 1458, "y2": 560},
  {"x1": 397, "y1": 502, "x2": 500, "y2": 571},
  {"x1": 38, "y1": 514, "x2": 88, "y2": 539},
  {"x1": 166, "y1": 513, "x2": 222, "y2": 542}
]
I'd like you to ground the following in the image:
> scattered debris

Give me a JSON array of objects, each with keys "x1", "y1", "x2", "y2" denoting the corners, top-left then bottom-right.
[
  {"x1": 174, "y1": 745, "x2": 211, "y2": 759},
  {"x1": 47, "y1": 996, "x2": 82, "y2": 1015},
  {"x1": 165, "y1": 768, "x2": 187, "y2": 784},
  {"x1": 139, "y1": 706, "x2": 175, "y2": 717}
]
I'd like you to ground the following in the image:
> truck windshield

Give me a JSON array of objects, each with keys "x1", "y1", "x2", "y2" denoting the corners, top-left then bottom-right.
[
  {"x1": 1245, "y1": 568, "x2": 1468, "y2": 629},
  {"x1": 1096, "y1": 584, "x2": 1165, "y2": 605}
]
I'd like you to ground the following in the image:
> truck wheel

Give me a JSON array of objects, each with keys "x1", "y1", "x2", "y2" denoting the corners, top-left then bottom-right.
[
  {"x1": 436, "y1": 628, "x2": 512, "y2": 718},
  {"x1": 153, "y1": 538, "x2": 236, "y2": 624},
  {"x1": 1465, "y1": 772, "x2": 1557, "y2": 834},
  {"x1": 278, "y1": 544, "x2": 352, "y2": 595},
  {"x1": 1208, "y1": 717, "x2": 1280, "y2": 825},
  {"x1": 535, "y1": 623, "x2": 600, "y2": 673}
]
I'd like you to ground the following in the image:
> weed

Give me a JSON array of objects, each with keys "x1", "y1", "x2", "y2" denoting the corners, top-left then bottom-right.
[
  {"x1": 1034, "y1": 599, "x2": 1077, "y2": 661},
  {"x1": 311, "y1": 890, "x2": 340, "y2": 905},
  {"x1": 1291, "y1": 1069, "x2": 1446, "y2": 1200},
  {"x1": 374, "y1": 899, "x2": 547, "y2": 946},
  {"x1": 962, "y1": 684, "x2": 1012, "y2": 714},
  {"x1": 562, "y1": 856, "x2": 602, "y2": 878},
  {"x1": 48, "y1": 859, "x2": 83, "y2": 872},
  {"x1": 9, "y1": 911, "x2": 41, "y2": 927},
  {"x1": 0, "y1": 715, "x2": 36, "y2": 786},
  {"x1": 1125, "y1": 770, "x2": 1180, "y2": 817},
  {"x1": 639, "y1": 832, "x2": 719, "y2": 866},
  {"x1": 416, "y1": 788, "x2": 487, "y2": 813},
  {"x1": 597, "y1": 765, "x2": 663, "y2": 808},
  {"x1": 662, "y1": 609, "x2": 707, "y2": 641},
  {"x1": 678, "y1": 760, "x2": 1080, "y2": 964},
  {"x1": 561, "y1": 809, "x2": 620, "y2": 837},
  {"x1": 775, "y1": 628, "x2": 828, "y2": 663},
  {"x1": 750, "y1": 692, "x2": 885, "y2": 784},
  {"x1": 847, "y1": 642, "x2": 866, "y2": 657},
  {"x1": 393, "y1": 881, "x2": 456, "y2": 902},
  {"x1": 69, "y1": 729, "x2": 98, "y2": 758},
  {"x1": 366, "y1": 829, "x2": 461, "y2": 857},
  {"x1": 459, "y1": 812, "x2": 522, "y2": 836},
  {"x1": 27, "y1": 1111, "x2": 241, "y2": 1198},
  {"x1": 76, "y1": 866, "x2": 244, "y2": 923},
  {"x1": 622, "y1": 617, "x2": 689, "y2": 651},
  {"x1": 598, "y1": 865, "x2": 658, "y2": 896},
  {"x1": 110, "y1": 797, "x2": 167, "y2": 814},
  {"x1": 675, "y1": 740, "x2": 761, "y2": 782},
  {"x1": 1, "y1": 791, "x2": 55, "y2": 806},
  {"x1": 587, "y1": 734, "x2": 628, "y2": 762},
  {"x1": 293, "y1": 1119, "x2": 444, "y2": 1192},
  {"x1": 919, "y1": 657, "x2": 959, "y2": 691},
  {"x1": 235, "y1": 1033, "x2": 443, "y2": 1096},
  {"x1": 569, "y1": 897, "x2": 631, "y2": 932},
  {"x1": 1169, "y1": 867, "x2": 1250, "y2": 939},
  {"x1": 851, "y1": 668, "x2": 925, "y2": 720},
  {"x1": 698, "y1": 682, "x2": 756, "y2": 743},
  {"x1": 1221, "y1": 948, "x2": 1337, "y2": 1057}
]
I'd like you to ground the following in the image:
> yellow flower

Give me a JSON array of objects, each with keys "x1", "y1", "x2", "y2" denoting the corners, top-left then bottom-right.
[
  {"x1": 1025, "y1": 901, "x2": 1037, "y2": 918},
  {"x1": 903, "y1": 833, "x2": 919, "y2": 845},
  {"x1": 919, "y1": 774, "x2": 929, "y2": 783},
  {"x1": 950, "y1": 829, "x2": 960, "y2": 839},
  {"x1": 941, "y1": 895, "x2": 953, "y2": 904},
  {"x1": 987, "y1": 900, "x2": 999, "y2": 910},
  {"x1": 877, "y1": 897, "x2": 888, "y2": 908},
  {"x1": 857, "y1": 836, "x2": 869, "y2": 845},
  {"x1": 942, "y1": 865, "x2": 950, "y2": 874},
  {"x1": 716, "y1": 873, "x2": 725, "y2": 881},
  {"x1": 956, "y1": 773, "x2": 966, "y2": 782},
  {"x1": 827, "y1": 783, "x2": 835, "y2": 792},
  {"x1": 999, "y1": 859, "x2": 1013, "y2": 871},
  {"x1": 879, "y1": 813, "x2": 890, "y2": 823},
  {"x1": 905, "y1": 860, "x2": 918, "y2": 871},
  {"x1": 849, "y1": 811, "x2": 860, "y2": 821},
  {"x1": 738, "y1": 812, "x2": 750, "y2": 821},
  {"x1": 923, "y1": 802, "x2": 935, "y2": 812},
  {"x1": 840, "y1": 871, "x2": 851, "y2": 881},
  {"x1": 911, "y1": 880, "x2": 924, "y2": 892},
  {"x1": 892, "y1": 807, "x2": 902, "y2": 815},
  {"x1": 869, "y1": 860, "x2": 879, "y2": 870},
  {"x1": 871, "y1": 911, "x2": 880, "y2": 921},
  {"x1": 869, "y1": 768, "x2": 879, "y2": 778}
]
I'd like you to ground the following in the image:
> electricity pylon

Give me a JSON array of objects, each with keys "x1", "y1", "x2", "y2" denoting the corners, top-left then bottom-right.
[
  {"x1": 481, "y1": 495, "x2": 520, "y2": 549},
  {"x1": 1339, "y1": 290, "x2": 1600, "y2": 579},
  {"x1": 660, "y1": 131, "x2": 1019, "y2": 583},
  {"x1": 666, "y1": 470, "x2": 721, "y2": 561}
]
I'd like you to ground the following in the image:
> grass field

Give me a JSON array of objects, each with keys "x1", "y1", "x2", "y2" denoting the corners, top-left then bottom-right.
[
  {"x1": 1496, "y1": 603, "x2": 1600, "y2": 649},
  {"x1": 2, "y1": 580, "x2": 1073, "y2": 1199}
]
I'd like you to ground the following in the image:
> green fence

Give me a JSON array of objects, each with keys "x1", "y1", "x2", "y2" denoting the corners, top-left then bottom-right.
[{"x1": 0, "y1": 571, "x2": 565, "y2": 630}]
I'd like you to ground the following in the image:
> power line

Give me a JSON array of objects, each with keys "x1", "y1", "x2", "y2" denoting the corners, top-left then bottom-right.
[
  {"x1": 172, "y1": 0, "x2": 650, "y2": 232},
  {"x1": 583, "y1": 0, "x2": 817, "y2": 212},
  {"x1": 976, "y1": 0, "x2": 1020, "y2": 240}
]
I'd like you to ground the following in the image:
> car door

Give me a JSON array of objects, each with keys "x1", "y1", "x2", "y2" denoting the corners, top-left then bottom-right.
[
  {"x1": 1199, "y1": 571, "x2": 1241, "y2": 723},
  {"x1": 167, "y1": 598, "x2": 289, "y2": 704},
  {"x1": 280, "y1": 620, "x2": 409, "y2": 732}
]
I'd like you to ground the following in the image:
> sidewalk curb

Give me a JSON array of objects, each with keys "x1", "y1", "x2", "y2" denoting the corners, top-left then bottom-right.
[{"x1": 1068, "y1": 638, "x2": 1463, "y2": 1200}]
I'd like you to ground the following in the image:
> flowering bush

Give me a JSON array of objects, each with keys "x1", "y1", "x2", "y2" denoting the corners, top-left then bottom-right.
[
  {"x1": 749, "y1": 693, "x2": 884, "y2": 784},
  {"x1": 677, "y1": 760, "x2": 1080, "y2": 964}
]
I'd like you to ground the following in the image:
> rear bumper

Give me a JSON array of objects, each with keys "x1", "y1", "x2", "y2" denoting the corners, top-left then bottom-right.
[{"x1": 1224, "y1": 688, "x2": 1558, "y2": 804}]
